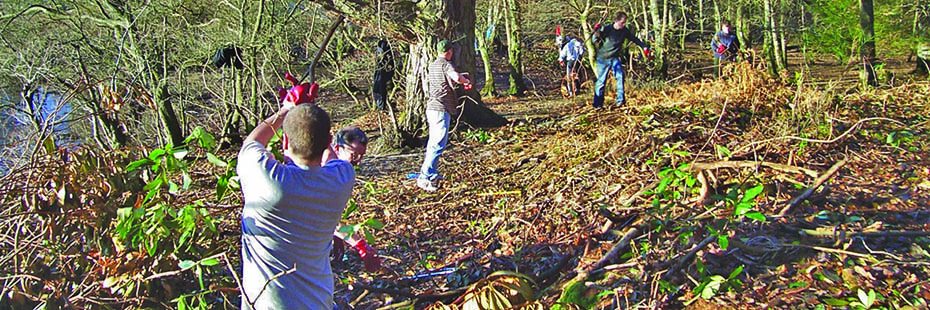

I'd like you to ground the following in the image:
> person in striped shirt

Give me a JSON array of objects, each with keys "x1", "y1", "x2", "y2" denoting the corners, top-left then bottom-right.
[{"x1": 417, "y1": 39, "x2": 471, "y2": 192}]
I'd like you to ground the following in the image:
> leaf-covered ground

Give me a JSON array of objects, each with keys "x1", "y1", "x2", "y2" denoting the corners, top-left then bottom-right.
[
  {"x1": 1, "y1": 62, "x2": 928, "y2": 309},
  {"x1": 334, "y1": 64, "x2": 930, "y2": 308}
]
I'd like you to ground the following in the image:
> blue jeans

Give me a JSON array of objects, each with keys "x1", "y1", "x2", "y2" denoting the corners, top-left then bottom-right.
[
  {"x1": 419, "y1": 110, "x2": 450, "y2": 181},
  {"x1": 593, "y1": 57, "x2": 625, "y2": 108}
]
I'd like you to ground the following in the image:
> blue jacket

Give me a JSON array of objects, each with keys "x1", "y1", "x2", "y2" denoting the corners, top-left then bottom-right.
[{"x1": 711, "y1": 31, "x2": 739, "y2": 60}]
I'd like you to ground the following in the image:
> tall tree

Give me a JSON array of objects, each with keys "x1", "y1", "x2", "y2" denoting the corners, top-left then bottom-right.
[
  {"x1": 319, "y1": 0, "x2": 506, "y2": 143},
  {"x1": 569, "y1": 0, "x2": 599, "y2": 73},
  {"x1": 859, "y1": 0, "x2": 878, "y2": 86},
  {"x1": 763, "y1": 0, "x2": 788, "y2": 75},
  {"x1": 476, "y1": 0, "x2": 502, "y2": 98},
  {"x1": 650, "y1": 0, "x2": 671, "y2": 76},
  {"x1": 912, "y1": 0, "x2": 929, "y2": 75},
  {"x1": 504, "y1": 0, "x2": 527, "y2": 95}
]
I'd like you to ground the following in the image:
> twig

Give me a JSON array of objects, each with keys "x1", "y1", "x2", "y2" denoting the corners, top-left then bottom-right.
[
  {"x1": 800, "y1": 228, "x2": 930, "y2": 239},
  {"x1": 662, "y1": 235, "x2": 716, "y2": 280},
  {"x1": 782, "y1": 243, "x2": 874, "y2": 259},
  {"x1": 301, "y1": 15, "x2": 345, "y2": 84},
  {"x1": 774, "y1": 157, "x2": 848, "y2": 218},
  {"x1": 589, "y1": 221, "x2": 645, "y2": 272},
  {"x1": 247, "y1": 264, "x2": 298, "y2": 308},
  {"x1": 736, "y1": 117, "x2": 904, "y2": 154},
  {"x1": 689, "y1": 160, "x2": 819, "y2": 178}
]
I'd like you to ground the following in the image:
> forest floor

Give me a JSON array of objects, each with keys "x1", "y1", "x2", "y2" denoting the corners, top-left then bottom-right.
[
  {"x1": 319, "y1": 53, "x2": 930, "y2": 308},
  {"x1": 2, "y1": 46, "x2": 928, "y2": 309}
]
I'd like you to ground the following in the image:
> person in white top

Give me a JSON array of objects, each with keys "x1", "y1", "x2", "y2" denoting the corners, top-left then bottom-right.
[
  {"x1": 558, "y1": 36, "x2": 585, "y2": 96},
  {"x1": 237, "y1": 101, "x2": 355, "y2": 309}
]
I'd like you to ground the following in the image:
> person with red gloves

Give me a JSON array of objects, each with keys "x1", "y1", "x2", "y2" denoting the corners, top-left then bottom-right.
[
  {"x1": 417, "y1": 39, "x2": 471, "y2": 192},
  {"x1": 591, "y1": 11, "x2": 651, "y2": 108},
  {"x1": 238, "y1": 100, "x2": 355, "y2": 308},
  {"x1": 326, "y1": 126, "x2": 383, "y2": 273},
  {"x1": 711, "y1": 19, "x2": 740, "y2": 76}
]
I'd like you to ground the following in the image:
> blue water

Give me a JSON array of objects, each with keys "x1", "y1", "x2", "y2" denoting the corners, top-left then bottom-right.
[{"x1": 0, "y1": 88, "x2": 77, "y2": 175}]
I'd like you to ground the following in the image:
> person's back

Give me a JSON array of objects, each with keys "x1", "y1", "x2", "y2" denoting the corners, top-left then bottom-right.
[
  {"x1": 238, "y1": 104, "x2": 355, "y2": 309},
  {"x1": 559, "y1": 38, "x2": 584, "y2": 62}
]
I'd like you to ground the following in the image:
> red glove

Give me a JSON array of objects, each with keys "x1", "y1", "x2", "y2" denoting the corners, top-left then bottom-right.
[
  {"x1": 643, "y1": 48, "x2": 652, "y2": 58},
  {"x1": 716, "y1": 44, "x2": 727, "y2": 55},
  {"x1": 593, "y1": 23, "x2": 602, "y2": 31},
  {"x1": 353, "y1": 239, "x2": 381, "y2": 272},
  {"x1": 280, "y1": 72, "x2": 320, "y2": 108}
]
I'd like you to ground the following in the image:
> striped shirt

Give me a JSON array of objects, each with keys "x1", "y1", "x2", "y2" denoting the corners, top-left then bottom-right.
[{"x1": 427, "y1": 57, "x2": 461, "y2": 113}]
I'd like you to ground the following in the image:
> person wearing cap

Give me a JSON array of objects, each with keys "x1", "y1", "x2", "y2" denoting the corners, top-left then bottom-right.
[
  {"x1": 591, "y1": 11, "x2": 651, "y2": 108},
  {"x1": 325, "y1": 126, "x2": 382, "y2": 273},
  {"x1": 417, "y1": 39, "x2": 471, "y2": 192}
]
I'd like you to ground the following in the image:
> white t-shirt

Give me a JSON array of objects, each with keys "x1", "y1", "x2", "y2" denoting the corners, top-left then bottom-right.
[
  {"x1": 237, "y1": 140, "x2": 355, "y2": 309},
  {"x1": 559, "y1": 38, "x2": 585, "y2": 62}
]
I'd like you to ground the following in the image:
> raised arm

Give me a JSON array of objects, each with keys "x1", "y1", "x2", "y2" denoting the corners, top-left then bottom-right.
[{"x1": 245, "y1": 108, "x2": 289, "y2": 145}]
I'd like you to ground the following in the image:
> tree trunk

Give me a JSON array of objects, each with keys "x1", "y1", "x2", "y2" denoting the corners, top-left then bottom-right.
[
  {"x1": 319, "y1": 0, "x2": 507, "y2": 145},
  {"x1": 477, "y1": 0, "x2": 500, "y2": 98},
  {"x1": 736, "y1": 1, "x2": 749, "y2": 50},
  {"x1": 679, "y1": 0, "x2": 687, "y2": 50},
  {"x1": 578, "y1": 0, "x2": 598, "y2": 72},
  {"x1": 777, "y1": 0, "x2": 788, "y2": 70},
  {"x1": 917, "y1": 42, "x2": 930, "y2": 75},
  {"x1": 154, "y1": 84, "x2": 185, "y2": 146},
  {"x1": 398, "y1": 0, "x2": 506, "y2": 138},
  {"x1": 763, "y1": 0, "x2": 783, "y2": 75},
  {"x1": 402, "y1": 42, "x2": 432, "y2": 135},
  {"x1": 651, "y1": 0, "x2": 670, "y2": 76},
  {"x1": 698, "y1": 0, "x2": 705, "y2": 39},
  {"x1": 859, "y1": 0, "x2": 877, "y2": 86},
  {"x1": 504, "y1": 0, "x2": 526, "y2": 96}
]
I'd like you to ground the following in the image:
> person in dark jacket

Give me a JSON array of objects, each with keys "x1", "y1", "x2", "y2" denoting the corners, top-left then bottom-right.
[
  {"x1": 591, "y1": 11, "x2": 651, "y2": 108},
  {"x1": 372, "y1": 39, "x2": 395, "y2": 110}
]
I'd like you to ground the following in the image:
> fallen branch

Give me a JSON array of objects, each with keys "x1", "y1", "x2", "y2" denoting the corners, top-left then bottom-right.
[
  {"x1": 736, "y1": 117, "x2": 904, "y2": 154},
  {"x1": 589, "y1": 220, "x2": 645, "y2": 272},
  {"x1": 352, "y1": 283, "x2": 467, "y2": 303},
  {"x1": 800, "y1": 228, "x2": 930, "y2": 239},
  {"x1": 775, "y1": 157, "x2": 848, "y2": 218},
  {"x1": 689, "y1": 160, "x2": 819, "y2": 178},
  {"x1": 661, "y1": 235, "x2": 716, "y2": 280}
]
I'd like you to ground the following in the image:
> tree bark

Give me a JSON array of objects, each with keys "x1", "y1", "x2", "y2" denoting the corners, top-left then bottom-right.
[
  {"x1": 918, "y1": 42, "x2": 930, "y2": 75},
  {"x1": 736, "y1": 1, "x2": 749, "y2": 50},
  {"x1": 402, "y1": 42, "x2": 432, "y2": 135},
  {"x1": 504, "y1": 0, "x2": 526, "y2": 96},
  {"x1": 859, "y1": 0, "x2": 877, "y2": 87},
  {"x1": 651, "y1": 0, "x2": 670, "y2": 76},
  {"x1": 572, "y1": 0, "x2": 598, "y2": 73},
  {"x1": 698, "y1": 0, "x2": 705, "y2": 39},
  {"x1": 679, "y1": 0, "x2": 687, "y2": 50},
  {"x1": 476, "y1": 0, "x2": 501, "y2": 98}
]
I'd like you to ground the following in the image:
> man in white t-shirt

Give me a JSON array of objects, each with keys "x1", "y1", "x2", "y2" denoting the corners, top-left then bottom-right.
[{"x1": 237, "y1": 103, "x2": 355, "y2": 309}]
